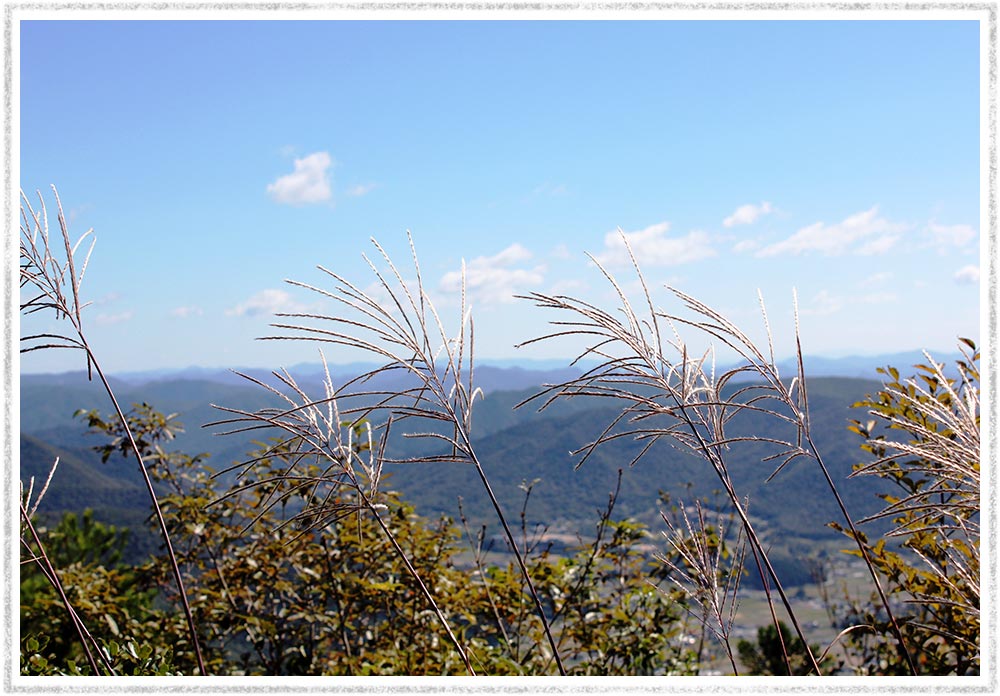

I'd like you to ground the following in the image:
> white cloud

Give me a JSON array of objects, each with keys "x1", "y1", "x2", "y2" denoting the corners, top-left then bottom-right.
[
  {"x1": 926, "y1": 222, "x2": 977, "y2": 252},
  {"x1": 170, "y1": 306, "x2": 204, "y2": 319},
  {"x1": 756, "y1": 207, "x2": 906, "y2": 257},
  {"x1": 723, "y1": 201, "x2": 773, "y2": 228},
  {"x1": 94, "y1": 292, "x2": 121, "y2": 306},
  {"x1": 799, "y1": 288, "x2": 897, "y2": 317},
  {"x1": 67, "y1": 203, "x2": 94, "y2": 225},
  {"x1": 550, "y1": 243, "x2": 572, "y2": 260},
  {"x1": 731, "y1": 239, "x2": 760, "y2": 254},
  {"x1": 856, "y1": 233, "x2": 902, "y2": 256},
  {"x1": 440, "y1": 243, "x2": 545, "y2": 304},
  {"x1": 346, "y1": 183, "x2": 376, "y2": 197},
  {"x1": 267, "y1": 151, "x2": 333, "y2": 205},
  {"x1": 954, "y1": 265, "x2": 980, "y2": 285},
  {"x1": 799, "y1": 283, "x2": 899, "y2": 317},
  {"x1": 595, "y1": 222, "x2": 716, "y2": 268},
  {"x1": 95, "y1": 311, "x2": 133, "y2": 326},
  {"x1": 226, "y1": 289, "x2": 306, "y2": 317},
  {"x1": 491, "y1": 243, "x2": 533, "y2": 265},
  {"x1": 798, "y1": 290, "x2": 843, "y2": 317},
  {"x1": 859, "y1": 271, "x2": 893, "y2": 288}
]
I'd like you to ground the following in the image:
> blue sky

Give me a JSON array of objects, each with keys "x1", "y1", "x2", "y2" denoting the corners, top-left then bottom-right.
[{"x1": 18, "y1": 17, "x2": 983, "y2": 374}]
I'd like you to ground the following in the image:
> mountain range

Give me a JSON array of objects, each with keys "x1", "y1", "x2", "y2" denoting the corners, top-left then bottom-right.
[
  {"x1": 19, "y1": 356, "x2": 930, "y2": 579},
  {"x1": 23, "y1": 349, "x2": 963, "y2": 386}
]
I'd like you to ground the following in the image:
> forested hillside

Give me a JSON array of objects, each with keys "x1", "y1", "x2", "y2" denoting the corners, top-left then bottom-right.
[{"x1": 21, "y1": 370, "x2": 896, "y2": 567}]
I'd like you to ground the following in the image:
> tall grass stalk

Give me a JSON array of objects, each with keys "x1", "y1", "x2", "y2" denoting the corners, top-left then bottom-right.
[
  {"x1": 209, "y1": 234, "x2": 564, "y2": 674},
  {"x1": 852, "y1": 342, "x2": 980, "y2": 623},
  {"x1": 516, "y1": 232, "x2": 916, "y2": 674},
  {"x1": 19, "y1": 187, "x2": 207, "y2": 675},
  {"x1": 206, "y1": 361, "x2": 476, "y2": 675},
  {"x1": 658, "y1": 499, "x2": 745, "y2": 674},
  {"x1": 19, "y1": 459, "x2": 108, "y2": 674}
]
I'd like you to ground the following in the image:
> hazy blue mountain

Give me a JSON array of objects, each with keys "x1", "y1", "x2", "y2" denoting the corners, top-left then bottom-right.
[
  {"x1": 26, "y1": 348, "x2": 961, "y2": 391},
  {"x1": 775, "y1": 349, "x2": 966, "y2": 380},
  {"x1": 57, "y1": 362, "x2": 587, "y2": 392},
  {"x1": 20, "y1": 433, "x2": 157, "y2": 561},
  {"x1": 379, "y1": 377, "x2": 894, "y2": 534},
  {"x1": 19, "y1": 360, "x2": 906, "y2": 580}
]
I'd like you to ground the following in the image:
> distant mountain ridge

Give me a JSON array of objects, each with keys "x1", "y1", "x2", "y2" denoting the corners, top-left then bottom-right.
[
  {"x1": 19, "y1": 359, "x2": 907, "y2": 577},
  {"x1": 24, "y1": 362, "x2": 586, "y2": 395},
  {"x1": 23, "y1": 346, "x2": 962, "y2": 574},
  {"x1": 22, "y1": 348, "x2": 965, "y2": 387}
]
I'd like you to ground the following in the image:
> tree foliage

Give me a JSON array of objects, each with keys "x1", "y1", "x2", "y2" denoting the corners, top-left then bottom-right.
[
  {"x1": 20, "y1": 510, "x2": 182, "y2": 676},
  {"x1": 832, "y1": 341, "x2": 980, "y2": 675},
  {"x1": 736, "y1": 620, "x2": 826, "y2": 676},
  {"x1": 22, "y1": 405, "x2": 695, "y2": 676}
]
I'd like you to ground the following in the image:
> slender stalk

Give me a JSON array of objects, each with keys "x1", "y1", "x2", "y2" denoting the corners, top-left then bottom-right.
[
  {"x1": 794, "y1": 305, "x2": 917, "y2": 675},
  {"x1": 19, "y1": 189, "x2": 207, "y2": 675},
  {"x1": 225, "y1": 234, "x2": 569, "y2": 674},
  {"x1": 679, "y1": 414, "x2": 822, "y2": 675},
  {"x1": 468, "y1": 450, "x2": 566, "y2": 674},
  {"x1": 804, "y1": 433, "x2": 918, "y2": 675},
  {"x1": 365, "y1": 495, "x2": 476, "y2": 675},
  {"x1": 458, "y1": 500, "x2": 513, "y2": 653},
  {"x1": 20, "y1": 504, "x2": 103, "y2": 675},
  {"x1": 319, "y1": 537, "x2": 356, "y2": 665},
  {"x1": 205, "y1": 546, "x2": 268, "y2": 668},
  {"x1": 208, "y1": 379, "x2": 477, "y2": 673},
  {"x1": 515, "y1": 234, "x2": 833, "y2": 674},
  {"x1": 744, "y1": 539, "x2": 793, "y2": 675},
  {"x1": 659, "y1": 498, "x2": 744, "y2": 674},
  {"x1": 87, "y1": 354, "x2": 208, "y2": 676}
]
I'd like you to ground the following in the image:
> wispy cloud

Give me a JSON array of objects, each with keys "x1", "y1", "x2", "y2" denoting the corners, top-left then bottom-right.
[
  {"x1": 550, "y1": 243, "x2": 572, "y2": 260},
  {"x1": 857, "y1": 234, "x2": 901, "y2": 256},
  {"x1": 267, "y1": 151, "x2": 333, "y2": 205},
  {"x1": 361, "y1": 278, "x2": 418, "y2": 310},
  {"x1": 532, "y1": 182, "x2": 569, "y2": 197},
  {"x1": 731, "y1": 238, "x2": 761, "y2": 254},
  {"x1": 94, "y1": 292, "x2": 121, "y2": 306},
  {"x1": 95, "y1": 311, "x2": 134, "y2": 326},
  {"x1": 170, "y1": 306, "x2": 204, "y2": 319},
  {"x1": 954, "y1": 265, "x2": 980, "y2": 285},
  {"x1": 345, "y1": 183, "x2": 377, "y2": 197},
  {"x1": 440, "y1": 243, "x2": 545, "y2": 304},
  {"x1": 798, "y1": 290, "x2": 844, "y2": 317},
  {"x1": 926, "y1": 221, "x2": 977, "y2": 253},
  {"x1": 756, "y1": 207, "x2": 905, "y2": 257},
  {"x1": 226, "y1": 289, "x2": 306, "y2": 317},
  {"x1": 799, "y1": 287, "x2": 898, "y2": 317},
  {"x1": 595, "y1": 222, "x2": 715, "y2": 268},
  {"x1": 859, "y1": 271, "x2": 893, "y2": 288},
  {"x1": 723, "y1": 201, "x2": 773, "y2": 228},
  {"x1": 67, "y1": 203, "x2": 94, "y2": 225}
]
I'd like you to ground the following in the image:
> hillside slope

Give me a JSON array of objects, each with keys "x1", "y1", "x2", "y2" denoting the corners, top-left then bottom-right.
[{"x1": 20, "y1": 371, "x2": 897, "y2": 572}]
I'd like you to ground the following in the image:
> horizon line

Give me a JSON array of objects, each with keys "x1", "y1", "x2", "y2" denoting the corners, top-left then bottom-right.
[{"x1": 18, "y1": 346, "x2": 971, "y2": 379}]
